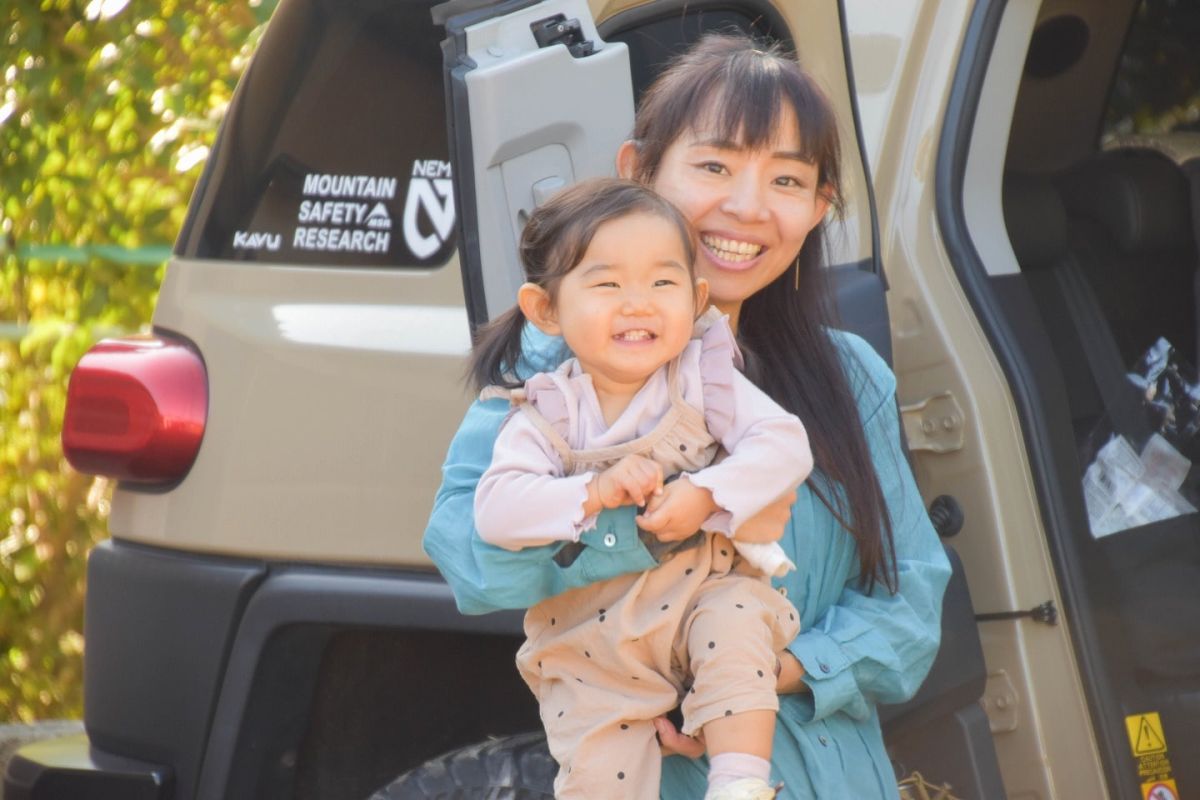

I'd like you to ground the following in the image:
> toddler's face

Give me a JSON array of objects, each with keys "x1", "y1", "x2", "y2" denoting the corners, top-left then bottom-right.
[{"x1": 551, "y1": 212, "x2": 701, "y2": 394}]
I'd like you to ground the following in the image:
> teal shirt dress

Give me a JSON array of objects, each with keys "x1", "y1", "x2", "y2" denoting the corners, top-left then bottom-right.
[{"x1": 423, "y1": 327, "x2": 952, "y2": 799}]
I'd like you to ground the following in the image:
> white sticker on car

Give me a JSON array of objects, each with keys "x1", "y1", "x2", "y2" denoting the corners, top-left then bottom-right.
[
  {"x1": 292, "y1": 173, "x2": 401, "y2": 254},
  {"x1": 292, "y1": 227, "x2": 391, "y2": 254},
  {"x1": 246, "y1": 167, "x2": 453, "y2": 261},
  {"x1": 403, "y1": 160, "x2": 455, "y2": 259},
  {"x1": 232, "y1": 230, "x2": 282, "y2": 251},
  {"x1": 301, "y1": 173, "x2": 399, "y2": 200}
]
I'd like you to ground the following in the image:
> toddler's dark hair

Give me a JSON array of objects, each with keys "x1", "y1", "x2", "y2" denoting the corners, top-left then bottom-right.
[{"x1": 470, "y1": 177, "x2": 696, "y2": 391}]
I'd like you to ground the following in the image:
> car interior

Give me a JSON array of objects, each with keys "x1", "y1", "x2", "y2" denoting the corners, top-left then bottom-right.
[{"x1": 997, "y1": 0, "x2": 1200, "y2": 792}]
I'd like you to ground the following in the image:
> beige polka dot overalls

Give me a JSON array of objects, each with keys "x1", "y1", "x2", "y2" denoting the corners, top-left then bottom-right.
[{"x1": 509, "y1": 357, "x2": 801, "y2": 800}]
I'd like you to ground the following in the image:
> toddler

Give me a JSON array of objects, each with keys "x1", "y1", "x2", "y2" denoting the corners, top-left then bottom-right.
[{"x1": 471, "y1": 178, "x2": 810, "y2": 800}]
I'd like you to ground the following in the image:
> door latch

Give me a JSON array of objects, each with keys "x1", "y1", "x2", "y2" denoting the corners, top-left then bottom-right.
[{"x1": 531, "y1": 14, "x2": 596, "y2": 58}]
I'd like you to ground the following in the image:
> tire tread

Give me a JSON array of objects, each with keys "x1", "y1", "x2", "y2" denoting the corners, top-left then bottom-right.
[{"x1": 369, "y1": 732, "x2": 555, "y2": 800}]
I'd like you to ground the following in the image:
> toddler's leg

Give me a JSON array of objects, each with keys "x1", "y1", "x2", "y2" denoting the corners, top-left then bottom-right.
[
  {"x1": 538, "y1": 672, "x2": 675, "y2": 800},
  {"x1": 675, "y1": 574, "x2": 800, "y2": 796}
]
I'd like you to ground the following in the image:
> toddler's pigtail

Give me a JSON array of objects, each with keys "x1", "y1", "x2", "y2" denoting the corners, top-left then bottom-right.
[{"x1": 468, "y1": 306, "x2": 530, "y2": 393}]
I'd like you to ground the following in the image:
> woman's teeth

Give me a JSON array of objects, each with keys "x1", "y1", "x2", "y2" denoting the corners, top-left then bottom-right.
[
  {"x1": 701, "y1": 235, "x2": 763, "y2": 263},
  {"x1": 615, "y1": 330, "x2": 654, "y2": 341}
]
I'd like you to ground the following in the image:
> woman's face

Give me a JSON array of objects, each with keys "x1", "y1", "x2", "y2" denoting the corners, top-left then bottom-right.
[{"x1": 618, "y1": 104, "x2": 830, "y2": 324}]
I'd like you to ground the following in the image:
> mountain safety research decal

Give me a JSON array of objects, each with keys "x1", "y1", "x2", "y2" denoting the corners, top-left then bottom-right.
[{"x1": 1125, "y1": 711, "x2": 1178, "y2": 800}]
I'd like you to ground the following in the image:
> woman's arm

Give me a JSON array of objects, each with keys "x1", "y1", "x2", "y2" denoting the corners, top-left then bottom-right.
[
  {"x1": 423, "y1": 396, "x2": 658, "y2": 615},
  {"x1": 783, "y1": 334, "x2": 952, "y2": 720}
]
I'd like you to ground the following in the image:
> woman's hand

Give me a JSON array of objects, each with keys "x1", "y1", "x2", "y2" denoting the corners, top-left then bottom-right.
[
  {"x1": 636, "y1": 475, "x2": 718, "y2": 542},
  {"x1": 653, "y1": 716, "x2": 705, "y2": 758},
  {"x1": 732, "y1": 488, "x2": 797, "y2": 543},
  {"x1": 775, "y1": 650, "x2": 807, "y2": 695}
]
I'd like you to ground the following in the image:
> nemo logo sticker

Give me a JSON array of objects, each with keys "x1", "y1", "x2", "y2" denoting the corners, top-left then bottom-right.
[{"x1": 404, "y1": 160, "x2": 455, "y2": 260}]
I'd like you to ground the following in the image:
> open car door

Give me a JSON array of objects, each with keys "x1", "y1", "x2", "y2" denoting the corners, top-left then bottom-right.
[{"x1": 438, "y1": 0, "x2": 634, "y2": 328}]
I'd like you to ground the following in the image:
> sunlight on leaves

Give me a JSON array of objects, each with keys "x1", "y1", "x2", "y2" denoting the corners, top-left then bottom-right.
[{"x1": 0, "y1": 0, "x2": 277, "y2": 722}]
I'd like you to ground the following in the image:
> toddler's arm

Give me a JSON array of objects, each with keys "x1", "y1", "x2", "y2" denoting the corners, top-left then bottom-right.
[
  {"x1": 424, "y1": 395, "x2": 655, "y2": 616},
  {"x1": 475, "y1": 410, "x2": 597, "y2": 550},
  {"x1": 689, "y1": 369, "x2": 813, "y2": 539}
]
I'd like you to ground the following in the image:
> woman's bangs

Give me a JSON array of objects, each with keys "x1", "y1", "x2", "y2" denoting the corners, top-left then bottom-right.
[{"x1": 699, "y1": 66, "x2": 822, "y2": 163}]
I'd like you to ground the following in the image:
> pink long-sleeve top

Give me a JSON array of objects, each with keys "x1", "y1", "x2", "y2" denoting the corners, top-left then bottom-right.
[{"x1": 475, "y1": 314, "x2": 813, "y2": 550}]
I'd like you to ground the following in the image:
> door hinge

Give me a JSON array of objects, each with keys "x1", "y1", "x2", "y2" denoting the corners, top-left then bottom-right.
[{"x1": 899, "y1": 391, "x2": 965, "y2": 453}]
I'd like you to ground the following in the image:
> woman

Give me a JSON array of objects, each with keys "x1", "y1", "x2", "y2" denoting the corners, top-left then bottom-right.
[{"x1": 423, "y1": 32, "x2": 951, "y2": 799}]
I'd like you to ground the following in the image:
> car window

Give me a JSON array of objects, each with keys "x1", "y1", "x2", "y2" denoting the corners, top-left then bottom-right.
[
  {"x1": 600, "y1": 7, "x2": 786, "y2": 104},
  {"x1": 1103, "y1": 0, "x2": 1200, "y2": 138},
  {"x1": 175, "y1": 0, "x2": 454, "y2": 268}
]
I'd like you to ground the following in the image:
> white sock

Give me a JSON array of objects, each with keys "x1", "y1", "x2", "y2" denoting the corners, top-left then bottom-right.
[{"x1": 707, "y1": 752, "x2": 771, "y2": 789}]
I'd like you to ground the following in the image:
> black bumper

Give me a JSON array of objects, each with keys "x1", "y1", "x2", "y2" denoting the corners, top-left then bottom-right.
[
  {"x1": 3, "y1": 539, "x2": 527, "y2": 800},
  {"x1": 5, "y1": 734, "x2": 170, "y2": 800}
]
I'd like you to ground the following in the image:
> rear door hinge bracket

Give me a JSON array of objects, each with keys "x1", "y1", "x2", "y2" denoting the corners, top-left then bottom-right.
[
  {"x1": 900, "y1": 391, "x2": 965, "y2": 453},
  {"x1": 981, "y1": 669, "x2": 1020, "y2": 733}
]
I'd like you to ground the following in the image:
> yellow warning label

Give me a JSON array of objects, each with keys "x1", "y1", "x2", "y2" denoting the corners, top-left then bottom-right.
[
  {"x1": 1126, "y1": 712, "x2": 1168, "y2": 757},
  {"x1": 1142, "y1": 778, "x2": 1178, "y2": 800}
]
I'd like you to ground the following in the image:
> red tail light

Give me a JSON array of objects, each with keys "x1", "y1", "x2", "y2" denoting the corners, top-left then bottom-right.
[{"x1": 62, "y1": 334, "x2": 208, "y2": 484}]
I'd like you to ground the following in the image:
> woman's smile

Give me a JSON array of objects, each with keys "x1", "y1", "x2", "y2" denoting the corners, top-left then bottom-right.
[{"x1": 699, "y1": 233, "x2": 768, "y2": 269}]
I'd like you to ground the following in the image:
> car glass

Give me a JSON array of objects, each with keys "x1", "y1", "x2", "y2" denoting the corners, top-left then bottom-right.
[
  {"x1": 1103, "y1": 0, "x2": 1200, "y2": 139},
  {"x1": 175, "y1": 0, "x2": 455, "y2": 268}
]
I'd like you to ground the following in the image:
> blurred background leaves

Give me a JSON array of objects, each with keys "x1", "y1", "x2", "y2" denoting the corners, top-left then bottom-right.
[{"x1": 1, "y1": 0, "x2": 275, "y2": 722}]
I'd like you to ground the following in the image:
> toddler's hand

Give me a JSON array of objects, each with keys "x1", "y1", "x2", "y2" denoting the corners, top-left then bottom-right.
[
  {"x1": 653, "y1": 716, "x2": 705, "y2": 758},
  {"x1": 588, "y1": 455, "x2": 663, "y2": 512},
  {"x1": 636, "y1": 475, "x2": 717, "y2": 542}
]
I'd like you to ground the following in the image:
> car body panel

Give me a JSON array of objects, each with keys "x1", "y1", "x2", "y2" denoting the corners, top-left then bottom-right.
[{"x1": 111, "y1": 257, "x2": 474, "y2": 564}]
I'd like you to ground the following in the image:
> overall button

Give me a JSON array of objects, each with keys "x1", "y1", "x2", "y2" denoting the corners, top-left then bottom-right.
[
  {"x1": 603, "y1": 533, "x2": 617, "y2": 548},
  {"x1": 819, "y1": 663, "x2": 830, "y2": 674}
]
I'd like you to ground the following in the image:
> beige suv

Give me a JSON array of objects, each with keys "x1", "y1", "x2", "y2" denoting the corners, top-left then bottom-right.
[{"x1": 6, "y1": 0, "x2": 1198, "y2": 798}]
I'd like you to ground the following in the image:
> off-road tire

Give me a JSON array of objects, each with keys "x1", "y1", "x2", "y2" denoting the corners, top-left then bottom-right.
[{"x1": 368, "y1": 731, "x2": 556, "y2": 800}]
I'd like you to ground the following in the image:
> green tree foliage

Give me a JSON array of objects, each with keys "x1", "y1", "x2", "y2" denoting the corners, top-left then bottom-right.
[
  {"x1": 1, "y1": 0, "x2": 274, "y2": 722},
  {"x1": 1105, "y1": 0, "x2": 1200, "y2": 136}
]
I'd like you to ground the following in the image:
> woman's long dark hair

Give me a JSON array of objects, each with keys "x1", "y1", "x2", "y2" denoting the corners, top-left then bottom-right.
[
  {"x1": 469, "y1": 177, "x2": 697, "y2": 392},
  {"x1": 630, "y1": 33, "x2": 898, "y2": 593}
]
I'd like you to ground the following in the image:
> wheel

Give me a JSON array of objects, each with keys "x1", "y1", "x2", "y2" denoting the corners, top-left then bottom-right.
[{"x1": 369, "y1": 731, "x2": 557, "y2": 800}]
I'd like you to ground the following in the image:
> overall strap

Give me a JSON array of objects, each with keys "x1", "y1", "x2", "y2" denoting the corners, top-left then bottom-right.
[
  {"x1": 517, "y1": 402, "x2": 576, "y2": 474},
  {"x1": 666, "y1": 353, "x2": 686, "y2": 405},
  {"x1": 480, "y1": 383, "x2": 576, "y2": 472}
]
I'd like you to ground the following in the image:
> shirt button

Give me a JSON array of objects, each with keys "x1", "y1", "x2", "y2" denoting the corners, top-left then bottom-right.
[
  {"x1": 777, "y1": 587, "x2": 788, "y2": 598},
  {"x1": 820, "y1": 663, "x2": 830, "y2": 673},
  {"x1": 603, "y1": 533, "x2": 617, "y2": 548},
  {"x1": 819, "y1": 735, "x2": 828, "y2": 746}
]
